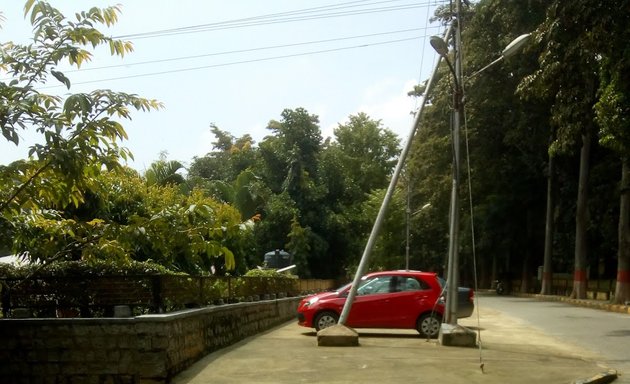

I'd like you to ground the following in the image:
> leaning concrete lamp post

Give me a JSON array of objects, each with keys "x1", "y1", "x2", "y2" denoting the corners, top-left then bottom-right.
[
  {"x1": 429, "y1": 28, "x2": 531, "y2": 347},
  {"x1": 316, "y1": 25, "x2": 453, "y2": 347}
]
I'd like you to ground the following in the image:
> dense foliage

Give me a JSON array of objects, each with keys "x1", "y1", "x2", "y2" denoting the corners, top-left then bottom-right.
[
  {"x1": 406, "y1": 0, "x2": 629, "y2": 302},
  {"x1": 189, "y1": 110, "x2": 401, "y2": 277},
  {"x1": 1, "y1": 1, "x2": 629, "y2": 304}
]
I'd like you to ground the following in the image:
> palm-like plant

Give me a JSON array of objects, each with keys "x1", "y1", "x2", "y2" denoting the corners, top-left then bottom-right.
[{"x1": 145, "y1": 160, "x2": 185, "y2": 187}]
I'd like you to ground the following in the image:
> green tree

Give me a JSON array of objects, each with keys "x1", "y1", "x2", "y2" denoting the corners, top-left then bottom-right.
[
  {"x1": 0, "y1": 2, "x2": 247, "y2": 275},
  {"x1": 261, "y1": 108, "x2": 322, "y2": 201},
  {"x1": 0, "y1": 2, "x2": 161, "y2": 217},
  {"x1": 254, "y1": 192, "x2": 299, "y2": 266},
  {"x1": 188, "y1": 124, "x2": 258, "y2": 183},
  {"x1": 188, "y1": 125, "x2": 263, "y2": 224},
  {"x1": 333, "y1": 113, "x2": 399, "y2": 194},
  {"x1": 201, "y1": 170, "x2": 268, "y2": 221},
  {"x1": 524, "y1": 1, "x2": 626, "y2": 299},
  {"x1": 286, "y1": 216, "x2": 311, "y2": 277},
  {"x1": 258, "y1": 108, "x2": 328, "y2": 275},
  {"x1": 591, "y1": 0, "x2": 630, "y2": 304},
  {"x1": 11, "y1": 168, "x2": 244, "y2": 273},
  {"x1": 317, "y1": 113, "x2": 401, "y2": 274},
  {"x1": 407, "y1": 0, "x2": 549, "y2": 288},
  {"x1": 462, "y1": 0, "x2": 549, "y2": 290},
  {"x1": 359, "y1": 188, "x2": 407, "y2": 271}
]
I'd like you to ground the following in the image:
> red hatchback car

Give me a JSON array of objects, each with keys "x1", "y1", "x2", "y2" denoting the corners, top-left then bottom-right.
[{"x1": 297, "y1": 270, "x2": 474, "y2": 338}]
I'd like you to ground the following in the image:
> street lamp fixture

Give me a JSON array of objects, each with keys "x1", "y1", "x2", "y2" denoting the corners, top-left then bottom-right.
[
  {"x1": 429, "y1": 35, "x2": 449, "y2": 56},
  {"x1": 430, "y1": 33, "x2": 531, "y2": 81},
  {"x1": 430, "y1": 35, "x2": 459, "y2": 89},
  {"x1": 502, "y1": 33, "x2": 531, "y2": 58},
  {"x1": 412, "y1": 203, "x2": 432, "y2": 217},
  {"x1": 468, "y1": 33, "x2": 531, "y2": 79}
]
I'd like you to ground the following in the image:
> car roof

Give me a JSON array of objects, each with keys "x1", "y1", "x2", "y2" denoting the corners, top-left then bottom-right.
[{"x1": 364, "y1": 270, "x2": 437, "y2": 278}]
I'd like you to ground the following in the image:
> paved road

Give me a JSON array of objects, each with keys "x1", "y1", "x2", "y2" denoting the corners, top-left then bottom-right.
[{"x1": 474, "y1": 294, "x2": 630, "y2": 382}]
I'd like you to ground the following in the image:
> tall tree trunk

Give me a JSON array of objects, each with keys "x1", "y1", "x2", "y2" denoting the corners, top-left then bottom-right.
[
  {"x1": 491, "y1": 253, "x2": 497, "y2": 289},
  {"x1": 540, "y1": 150, "x2": 557, "y2": 295},
  {"x1": 614, "y1": 157, "x2": 630, "y2": 304},
  {"x1": 520, "y1": 209, "x2": 534, "y2": 293},
  {"x1": 571, "y1": 131, "x2": 591, "y2": 299}
]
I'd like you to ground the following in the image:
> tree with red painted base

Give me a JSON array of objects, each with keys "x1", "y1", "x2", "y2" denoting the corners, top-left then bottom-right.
[
  {"x1": 570, "y1": 131, "x2": 592, "y2": 299},
  {"x1": 614, "y1": 160, "x2": 630, "y2": 304},
  {"x1": 592, "y1": 1, "x2": 630, "y2": 305}
]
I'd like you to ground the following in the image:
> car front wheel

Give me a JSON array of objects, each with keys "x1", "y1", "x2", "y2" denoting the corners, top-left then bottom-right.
[
  {"x1": 417, "y1": 313, "x2": 441, "y2": 338},
  {"x1": 314, "y1": 311, "x2": 339, "y2": 331}
]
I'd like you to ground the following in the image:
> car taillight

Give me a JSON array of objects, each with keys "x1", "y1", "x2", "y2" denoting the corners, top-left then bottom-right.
[{"x1": 468, "y1": 289, "x2": 474, "y2": 302}]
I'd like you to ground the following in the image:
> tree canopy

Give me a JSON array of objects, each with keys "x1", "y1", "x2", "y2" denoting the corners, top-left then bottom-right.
[{"x1": 2, "y1": 0, "x2": 629, "y2": 306}]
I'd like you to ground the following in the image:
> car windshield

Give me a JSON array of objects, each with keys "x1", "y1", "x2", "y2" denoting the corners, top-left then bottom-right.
[
  {"x1": 334, "y1": 275, "x2": 389, "y2": 295},
  {"x1": 335, "y1": 283, "x2": 351, "y2": 293}
]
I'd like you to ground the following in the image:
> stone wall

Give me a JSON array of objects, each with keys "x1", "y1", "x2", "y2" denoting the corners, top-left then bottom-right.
[{"x1": 0, "y1": 297, "x2": 301, "y2": 383}]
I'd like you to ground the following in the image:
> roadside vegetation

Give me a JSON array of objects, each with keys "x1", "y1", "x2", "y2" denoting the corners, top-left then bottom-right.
[{"x1": 1, "y1": 1, "x2": 628, "y2": 305}]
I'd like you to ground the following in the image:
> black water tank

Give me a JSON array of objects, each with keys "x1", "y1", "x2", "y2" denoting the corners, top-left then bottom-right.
[{"x1": 263, "y1": 249, "x2": 292, "y2": 269}]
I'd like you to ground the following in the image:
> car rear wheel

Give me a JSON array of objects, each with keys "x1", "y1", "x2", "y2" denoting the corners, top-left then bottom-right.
[
  {"x1": 314, "y1": 311, "x2": 339, "y2": 331},
  {"x1": 417, "y1": 313, "x2": 441, "y2": 338}
]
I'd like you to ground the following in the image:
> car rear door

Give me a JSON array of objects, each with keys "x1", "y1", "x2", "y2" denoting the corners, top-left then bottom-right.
[{"x1": 374, "y1": 275, "x2": 437, "y2": 328}]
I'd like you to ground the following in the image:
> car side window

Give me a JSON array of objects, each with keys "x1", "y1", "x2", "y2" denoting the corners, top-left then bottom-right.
[
  {"x1": 416, "y1": 278, "x2": 431, "y2": 291},
  {"x1": 396, "y1": 277, "x2": 429, "y2": 291}
]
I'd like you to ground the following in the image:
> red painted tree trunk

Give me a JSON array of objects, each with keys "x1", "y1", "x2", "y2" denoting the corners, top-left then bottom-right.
[
  {"x1": 571, "y1": 132, "x2": 591, "y2": 299},
  {"x1": 540, "y1": 149, "x2": 556, "y2": 295},
  {"x1": 614, "y1": 157, "x2": 630, "y2": 304}
]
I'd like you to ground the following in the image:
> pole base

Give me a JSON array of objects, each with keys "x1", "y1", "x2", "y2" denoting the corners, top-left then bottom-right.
[
  {"x1": 438, "y1": 323, "x2": 477, "y2": 347},
  {"x1": 317, "y1": 324, "x2": 359, "y2": 347}
]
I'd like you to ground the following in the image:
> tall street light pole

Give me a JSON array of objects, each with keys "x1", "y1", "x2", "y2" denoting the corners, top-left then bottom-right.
[
  {"x1": 429, "y1": 7, "x2": 463, "y2": 327},
  {"x1": 429, "y1": 2, "x2": 531, "y2": 343}
]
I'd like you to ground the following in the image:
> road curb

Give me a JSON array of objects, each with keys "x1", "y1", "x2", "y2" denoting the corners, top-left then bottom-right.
[
  {"x1": 516, "y1": 293, "x2": 630, "y2": 315},
  {"x1": 573, "y1": 369, "x2": 618, "y2": 384}
]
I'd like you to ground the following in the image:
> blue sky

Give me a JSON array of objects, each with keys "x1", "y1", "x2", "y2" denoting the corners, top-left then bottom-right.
[{"x1": 1, "y1": 1, "x2": 446, "y2": 172}]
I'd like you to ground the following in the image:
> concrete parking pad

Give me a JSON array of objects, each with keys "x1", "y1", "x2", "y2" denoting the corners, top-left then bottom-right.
[{"x1": 173, "y1": 306, "x2": 611, "y2": 384}]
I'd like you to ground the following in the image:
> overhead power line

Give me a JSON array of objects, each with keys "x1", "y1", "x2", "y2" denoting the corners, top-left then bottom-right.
[
  {"x1": 66, "y1": 27, "x2": 440, "y2": 74},
  {"x1": 19, "y1": 0, "x2": 448, "y2": 89},
  {"x1": 40, "y1": 35, "x2": 435, "y2": 89},
  {"x1": 114, "y1": 0, "x2": 446, "y2": 40}
]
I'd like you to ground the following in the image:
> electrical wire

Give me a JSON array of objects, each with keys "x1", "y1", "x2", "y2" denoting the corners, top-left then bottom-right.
[
  {"x1": 61, "y1": 27, "x2": 441, "y2": 74},
  {"x1": 2, "y1": 1, "x2": 448, "y2": 87},
  {"x1": 412, "y1": 0, "x2": 437, "y2": 112},
  {"x1": 114, "y1": 1, "x2": 447, "y2": 40},
  {"x1": 36, "y1": 35, "x2": 433, "y2": 89}
]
